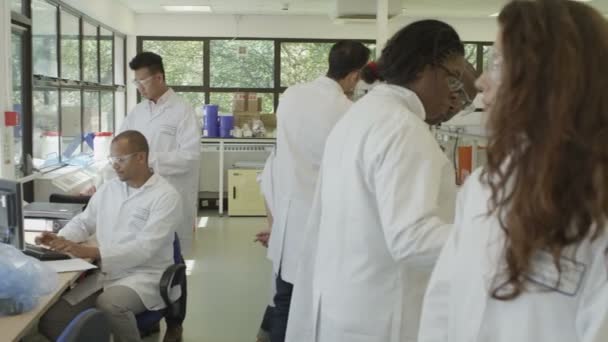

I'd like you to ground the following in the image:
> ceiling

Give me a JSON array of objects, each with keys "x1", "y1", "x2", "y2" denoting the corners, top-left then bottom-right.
[{"x1": 116, "y1": 0, "x2": 608, "y2": 17}]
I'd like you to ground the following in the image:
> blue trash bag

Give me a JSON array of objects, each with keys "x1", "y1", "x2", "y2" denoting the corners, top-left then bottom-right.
[{"x1": 0, "y1": 244, "x2": 58, "y2": 316}]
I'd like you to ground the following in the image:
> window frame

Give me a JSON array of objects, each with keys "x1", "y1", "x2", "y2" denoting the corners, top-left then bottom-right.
[
  {"x1": 28, "y1": 0, "x2": 127, "y2": 171},
  {"x1": 11, "y1": 0, "x2": 33, "y2": 200},
  {"x1": 137, "y1": 36, "x2": 378, "y2": 112},
  {"x1": 463, "y1": 41, "x2": 494, "y2": 73}
]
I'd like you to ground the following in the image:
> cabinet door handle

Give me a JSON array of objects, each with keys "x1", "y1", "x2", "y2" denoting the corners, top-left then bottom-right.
[{"x1": 233, "y1": 186, "x2": 236, "y2": 199}]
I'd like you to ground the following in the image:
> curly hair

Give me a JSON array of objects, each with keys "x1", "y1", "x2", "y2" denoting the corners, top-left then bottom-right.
[{"x1": 483, "y1": 0, "x2": 608, "y2": 300}]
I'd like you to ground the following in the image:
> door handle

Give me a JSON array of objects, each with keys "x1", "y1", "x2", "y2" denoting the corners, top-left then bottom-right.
[{"x1": 233, "y1": 186, "x2": 236, "y2": 199}]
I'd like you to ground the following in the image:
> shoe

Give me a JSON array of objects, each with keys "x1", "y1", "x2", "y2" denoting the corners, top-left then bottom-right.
[
  {"x1": 140, "y1": 322, "x2": 161, "y2": 338},
  {"x1": 256, "y1": 329, "x2": 271, "y2": 342},
  {"x1": 163, "y1": 324, "x2": 183, "y2": 342}
]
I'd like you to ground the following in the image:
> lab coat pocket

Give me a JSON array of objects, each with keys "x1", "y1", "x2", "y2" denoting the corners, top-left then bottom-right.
[
  {"x1": 130, "y1": 207, "x2": 151, "y2": 230},
  {"x1": 159, "y1": 124, "x2": 177, "y2": 137}
]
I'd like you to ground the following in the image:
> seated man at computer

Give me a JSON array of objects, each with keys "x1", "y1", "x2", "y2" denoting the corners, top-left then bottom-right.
[{"x1": 36, "y1": 130, "x2": 182, "y2": 342}]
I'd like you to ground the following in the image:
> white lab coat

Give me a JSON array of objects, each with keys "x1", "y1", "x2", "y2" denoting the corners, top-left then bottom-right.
[
  {"x1": 258, "y1": 149, "x2": 278, "y2": 307},
  {"x1": 119, "y1": 89, "x2": 200, "y2": 255},
  {"x1": 258, "y1": 149, "x2": 276, "y2": 214},
  {"x1": 418, "y1": 168, "x2": 608, "y2": 342},
  {"x1": 268, "y1": 76, "x2": 352, "y2": 283},
  {"x1": 59, "y1": 173, "x2": 181, "y2": 310},
  {"x1": 292, "y1": 84, "x2": 456, "y2": 342}
]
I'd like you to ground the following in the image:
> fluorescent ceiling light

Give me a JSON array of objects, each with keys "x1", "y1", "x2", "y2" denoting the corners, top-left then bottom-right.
[{"x1": 162, "y1": 5, "x2": 212, "y2": 12}]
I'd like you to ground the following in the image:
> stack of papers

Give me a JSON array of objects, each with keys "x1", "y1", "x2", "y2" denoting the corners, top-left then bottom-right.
[{"x1": 43, "y1": 258, "x2": 97, "y2": 273}]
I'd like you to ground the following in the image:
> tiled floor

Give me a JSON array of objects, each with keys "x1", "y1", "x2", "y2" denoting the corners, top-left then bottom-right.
[{"x1": 175, "y1": 211, "x2": 273, "y2": 342}]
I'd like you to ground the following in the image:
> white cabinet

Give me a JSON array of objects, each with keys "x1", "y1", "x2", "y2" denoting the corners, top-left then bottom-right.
[{"x1": 228, "y1": 169, "x2": 266, "y2": 216}]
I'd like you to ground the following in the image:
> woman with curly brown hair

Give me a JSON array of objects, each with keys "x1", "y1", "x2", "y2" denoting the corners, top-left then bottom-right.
[{"x1": 418, "y1": 0, "x2": 608, "y2": 341}]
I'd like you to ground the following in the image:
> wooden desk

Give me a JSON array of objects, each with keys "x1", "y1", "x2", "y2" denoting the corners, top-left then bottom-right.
[{"x1": 0, "y1": 271, "x2": 81, "y2": 342}]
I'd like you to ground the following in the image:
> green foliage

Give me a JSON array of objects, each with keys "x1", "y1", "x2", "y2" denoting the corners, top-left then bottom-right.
[
  {"x1": 11, "y1": 32, "x2": 22, "y2": 105},
  {"x1": 281, "y1": 42, "x2": 333, "y2": 87},
  {"x1": 83, "y1": 22, "x2": 98, "y2": 82},
  {"x1": 211, "y1": 40, "x2": 274, "y2": 88},
  {"x1": 100, "y1": 29, "x2": 113, "y2": 84},
  {"x1": 178, "y1": 92, "x2": 207, "y2": 111},
  {"x1": 143, "y1": 40, "x2": 204, "y2": 85},
  {"x1": 464, "y1": 43, "x2": 477, "y2": 69}
]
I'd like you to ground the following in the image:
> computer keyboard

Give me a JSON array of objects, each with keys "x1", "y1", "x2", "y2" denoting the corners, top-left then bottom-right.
[{"x1": 24, "y1": 243, "x2": 71, "y2": 261}]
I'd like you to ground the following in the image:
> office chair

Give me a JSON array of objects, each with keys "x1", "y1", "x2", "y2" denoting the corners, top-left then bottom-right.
[
  {"x1": 56, "y1": 308, "x2": 110, "y2": 342},
  {"x1": 50, "y1": 194, "x2": 188, "y2": 338},
  {"x1": 136, "y1": 233, "x2": 186, "y2": 336}
]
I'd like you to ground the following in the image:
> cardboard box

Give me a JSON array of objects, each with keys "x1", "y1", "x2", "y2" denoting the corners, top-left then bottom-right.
[
  {"x1": 232, "y1": 92, "x2": 262, "y2": 113},
  {"x1": 234, "y1": 112, "x2": 260, "y2": 128},
  {"x1": 232, "y1": 92, "x2": 248, "y2": 113},
  {"x1": 260, "y1": 113, "x2": 276, "y2": 130},
  {"x1": 249, "y1": 97, "x2": 263, "y2": 113}
]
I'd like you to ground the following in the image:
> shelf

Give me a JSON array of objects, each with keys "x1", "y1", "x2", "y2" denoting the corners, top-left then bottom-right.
[{"x1": 201, "y1": 137, "x2": 276, "y2": 144}]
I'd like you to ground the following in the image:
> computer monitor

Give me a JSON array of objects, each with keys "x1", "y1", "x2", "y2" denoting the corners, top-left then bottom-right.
[{"x1": 0, "y1": 178, "x2": 24, "y2": 250}]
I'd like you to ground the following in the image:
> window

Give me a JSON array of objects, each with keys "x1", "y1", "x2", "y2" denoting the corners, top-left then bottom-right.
[
  {"x1": 83, "y1": 91, "x2": 100, "y2": 134},
  {"x1": 11, "y1": 0, "x2": 23, "y2": 14},
  {"x1": 462, "y1": 42, "x2": 493, "y2": 72},
  {"x1": 100, "y1": 28, "x2": 113, "y2": 84},
  {"x1": 100, "y1": 92, "x2": 114, "y2": 132},
  {"x1": 176, "y1": 92, "x2": 206, "y2": 111},
  {"x1": 115, "y1": 35, "x2": 125, "y2": 85},
  {"x1": 281, "y1": 42, "x2": 333, "y2": 87},
  {"x1": 32, "y1": 0, "x2": 58, "y2": 77},
  {"x1": 464, "y1": 43, "x2": 478, "y2": 69},
  {"x1": 115, "y1": 91, "x2": 126, "y2": 129},
  {"x1": 83, "y1": 22, "x2": 98, "y2": 82},
  {"x1": 210, "y1": 40, "x2": 274, "y2": 88},
  {"x1": 30, "y1": 4, "x2": 126, "y2": 170},
  {"x1": 143, "y1": 40, "x2": 204, "y2": 86},
  {"x1": 60, "y1": 10, "x2": 80, "y2": 81},
  {"x1": 138, "y1": 37, "x2": 380, "y2": 116},
  {"x1": 60, "y1": 90, "x2": 82, "y2": 158},
  {"x1": 210, "y1": 92, "x2": 274, "y2": 114},
  {"x1": 11, "y1": 28, "x2": 25, "y2": 177},
  {"x1": 482, "y1": 44, "x2": 492, "y2": 72},
  {"x1": 33, "y1": 89, "x2": 60, "y2": 166}
]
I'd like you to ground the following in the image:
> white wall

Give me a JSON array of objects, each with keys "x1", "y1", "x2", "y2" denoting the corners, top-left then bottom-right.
[
  {"x1": 135, "y1": 13, "x2": 498, "y2": 42},
  {"x1": 392, "y1": 17, "x2": 498, "y2": 42},
  {"x1": 135, "y1": 14, "x2": 375, "y2": 39}
]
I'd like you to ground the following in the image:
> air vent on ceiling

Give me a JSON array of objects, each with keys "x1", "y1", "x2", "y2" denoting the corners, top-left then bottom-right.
[{"x1": 330, "y1": 0, "x2": 402, "y2": 22}]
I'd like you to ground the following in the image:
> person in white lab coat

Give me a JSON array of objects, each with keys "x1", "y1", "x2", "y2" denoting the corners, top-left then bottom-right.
[
  {"x1": 418, "y1": 1, "x2": 608, "y2": 341},
  {"x1": 255, "y1": 149, "x2": 277, "y2": 342},
  {"x1": 121, "y1": 52, "x2": 200, "y2": 341},
  {"x1": 352, "y1": 61, "x2": 382, "y2": 101},
  {"x1": 286, "y1": 20, "x2": 467, "y2": 342},
  {"x1": 37, "y1": 130, "x2": 181, "y2": 342},
  {"x1": 263, "y1": 40, "x2": 371, "y2": 342},
  {"x1": 121, "y1": 52, "x2": 200, "y2": 256}
]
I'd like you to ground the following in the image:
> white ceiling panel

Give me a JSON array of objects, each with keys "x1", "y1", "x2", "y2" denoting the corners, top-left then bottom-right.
[{"x1": 116, "y1": 0, "x2": 608, "y2": 17}]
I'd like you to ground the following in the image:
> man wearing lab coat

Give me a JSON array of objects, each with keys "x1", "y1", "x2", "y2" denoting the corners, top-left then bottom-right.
[
  {"x1": 265, "y1": 40, "x2": 370, "y2": 342},
  {"x1": 121, "y1": 52, "x2": 199, "y2": 341},
  {"x1": 37, "y1": 130, "x2": 181, "y2": 342},
  {"x1": 285, "y1": 21, "x2": 470, "y2": 342},
  {"x1": 121, "y1": 52, "x2": 200, "y2": 256}
]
